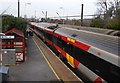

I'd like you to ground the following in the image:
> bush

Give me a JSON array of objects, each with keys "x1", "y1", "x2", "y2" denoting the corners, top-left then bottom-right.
[
  {"x1": 105, "y1": 18, "x2": 120, "y2": 30},
  {"x1": 90, "y1": 16, "x2": 120, "y2": 30},
  {"x1": 90, "y1": 17, "x2": 105, "y2": 28}
]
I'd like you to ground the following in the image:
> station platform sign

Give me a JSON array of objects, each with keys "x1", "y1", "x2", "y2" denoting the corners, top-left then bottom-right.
[{"x1": 0, "y1": 35, "x2": 15, "y2": 39}]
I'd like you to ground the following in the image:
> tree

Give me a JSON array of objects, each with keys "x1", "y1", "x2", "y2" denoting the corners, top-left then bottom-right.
[
  {"x1": 97, "y1": 0, "x2": 120, "y2": 18},
  {"x1": 2, "y1": 15, "x2": 28, "y2": 33},
  {"x1": 90, "y1": 17, "x2": 105, "y2": 28},
  {"x1": 90, "y1": 0, "x2": 120, "y2": 30}
]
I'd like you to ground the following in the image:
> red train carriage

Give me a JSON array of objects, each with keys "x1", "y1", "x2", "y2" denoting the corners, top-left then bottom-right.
[
  {"x1": 30, "y1": 23, "x2": 120, "y2": 82},
  {"x1": 53, "y1": 27, "x2": 119, "y2": 82}
]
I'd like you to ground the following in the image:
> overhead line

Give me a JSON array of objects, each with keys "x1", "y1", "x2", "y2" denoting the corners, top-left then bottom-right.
[
  {"x1": 0, "y1": 4, "x2": 12, "y2": 16},
  {"x1": 48, "y1": 14, "x2": 105, "y2": 18}
]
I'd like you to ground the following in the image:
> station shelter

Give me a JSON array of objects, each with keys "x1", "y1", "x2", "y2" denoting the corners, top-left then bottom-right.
[{"x1": 2, "y1": 28, "x2": 25, "y2": 62}]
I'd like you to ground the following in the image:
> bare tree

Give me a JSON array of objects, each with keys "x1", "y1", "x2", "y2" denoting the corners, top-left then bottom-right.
[
  {"x1": 92, "y1": 0, "x2": 120, "y2": 29},
  {"x1": 97, "y1": 0, "x2": 120, "y2": 18}
]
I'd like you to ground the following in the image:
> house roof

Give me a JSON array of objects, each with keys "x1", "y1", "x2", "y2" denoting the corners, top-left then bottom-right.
[{"x1": 4, "y1": 28, "x2": 24, "y2": 37}]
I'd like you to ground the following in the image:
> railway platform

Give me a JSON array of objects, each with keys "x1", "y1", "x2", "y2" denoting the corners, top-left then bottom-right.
[{"x1": 8, "y1": 35, "x2": 82, "y2": 82}]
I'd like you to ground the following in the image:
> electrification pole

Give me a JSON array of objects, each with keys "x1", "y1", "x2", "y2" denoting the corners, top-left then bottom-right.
[
  {"x1": 81, "y1": 4, "x2": 84, "y2": 26},
  {"x1": 25, "y1": 3, "x2": 31, "y2": 19},
  {"x1": 45, "y1": 11, "x2": 47, "y2": 21},
  {"x1": 18, "y1": 0, "x2": 20, "y2": 17}
]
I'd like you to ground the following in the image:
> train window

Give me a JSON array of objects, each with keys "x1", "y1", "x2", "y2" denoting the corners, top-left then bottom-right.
[
  {"x1": 74, "y1": 46, "x2": 84, "y2": 58},
  {"x1": 53, "y1": 36, "x2": 57, "y2": 45},
  {"x1": 53, "y1": 36, "x2": 67, "y2": 51},
  {"x1": 66, "y1": 43, "x2": 74, "y2": 56},
  {"x1": 30, "y1": 25, "x2": 35, "y2": 29},
  {"x1": 44, "y1": 32, "x2": 52, "y2": 41},
  {"x1": 110, "y1": 65, "x2": 120, "y2": 79},
  {"x1": 44, "y1": 32, "x2": 48, "y2": 39},
  {"x1": 73, "y1": 46, "x2": 97, "y2": 67},
  {"x1": 37, "y1": 28, "x2": 44, "y2": 35},
  {"x1": 49, "y1": 34, "x2": 52, "y2": 41},
  {"x1": 57, "y1": 37, "x2": 62, "y2": 48},
  {"x1": 61, "y1": 40, "x2": 67, "y2": 51}
]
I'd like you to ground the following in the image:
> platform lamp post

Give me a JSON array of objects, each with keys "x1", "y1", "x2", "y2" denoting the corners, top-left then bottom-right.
[
  {"x1": 56, "y1": 12, "x2": 64, "y2": 25},
  {"x1": 25, "y1": 2, "x2": 31, "y2": 19},
  {"x1": 42, "y1": 11, "x2": 47, "y2": 22},
  {"x1": 59, "y1": 7, "x2": 65, "y2": 24}
]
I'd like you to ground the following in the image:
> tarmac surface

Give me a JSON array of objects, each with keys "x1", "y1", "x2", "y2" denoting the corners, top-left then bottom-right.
[
  {"x1": 8, "y1": 37, "x2": 57, "y2": 81},
  {"x1": 32, "y1": 34, "x2": 82, "y2": 82}
]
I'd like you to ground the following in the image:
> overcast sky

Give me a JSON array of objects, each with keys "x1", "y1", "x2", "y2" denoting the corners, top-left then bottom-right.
[{"x1": 0, "y1": 0, "x2": 98, "y2": 19}]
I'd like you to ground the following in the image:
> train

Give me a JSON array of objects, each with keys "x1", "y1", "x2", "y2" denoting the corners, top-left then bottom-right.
[{"x1": 30, "y1": 22, "x2": 120, "y2": 83}]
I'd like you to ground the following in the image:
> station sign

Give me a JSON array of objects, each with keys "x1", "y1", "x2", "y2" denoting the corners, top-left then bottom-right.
[{"x1": 0, "y1": 35, "x2": 15, "y2": 39}]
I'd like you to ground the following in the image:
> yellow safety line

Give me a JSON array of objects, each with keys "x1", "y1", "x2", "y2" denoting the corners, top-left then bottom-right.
[
  {"x1": 34, "y1": 35, "x2": 82, "y2": 81},
  {"x1": 33, "y1": 38, "x2": 60, "y2": 81}
]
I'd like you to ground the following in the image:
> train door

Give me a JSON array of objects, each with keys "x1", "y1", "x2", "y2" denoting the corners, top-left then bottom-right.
[{"x1": 66, "y1": 43, "x2": 75, "y2": 68}]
